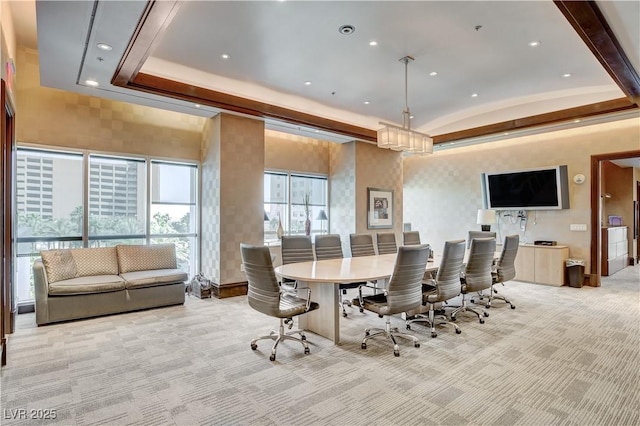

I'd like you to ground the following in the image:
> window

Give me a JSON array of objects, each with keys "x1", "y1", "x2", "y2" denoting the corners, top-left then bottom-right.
[
  {"x1": 264, "y1": 172, "x2": 328, "y2": 243},
  {"x1": 14, "y1": 147, "x2": 199, "y2": 304}
]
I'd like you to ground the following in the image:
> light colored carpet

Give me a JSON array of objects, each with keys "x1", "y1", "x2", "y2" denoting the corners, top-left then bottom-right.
[{"x1": 1, "y1": 265, "x2": 639, "y2": 426}]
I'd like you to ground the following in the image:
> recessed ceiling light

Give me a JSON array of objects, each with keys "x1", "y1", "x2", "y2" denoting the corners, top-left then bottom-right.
[
  {"x1": 339, "y1": 24, "x2": 355, "y2": 35},
  {"x1": 84, "y1": 79, "x2": 99, "y2": 87},
  {"x1": 471, "y1": 93, "x2": 479, "y2": 98},
  {"x1": 195, "y1": 104, "x2": 201, "y2": 108},
  {"x1": 364, "y1": 100, "x2": 371, "y2": 105},
  {"x1": 96, "y1": 43, "x2": 112, "y2": 51},
  {"x1": 429, "y1": 71, "x2": 438, "y2": 76},
  {"x1": 369, "y1": 41, "x2": 378, "y2": 46},
  {"x1": 528, "y1": 41, "x2": 541, "y2": 47},
  {"x1": 409, "y1": 115, "x2": 414, "y2": 119},
  {"x1": 574, "y1": 119, "x2": 581, "y2": 123},
  {"x1": 304, "y1": 81, "x2": 312, "y2": 86},
  {"x1": 563, "y1": 73, "x2": 572, "y2": 78},
  {"x1": 221, "y1": 53, "x2": 230, "y2": 60}
]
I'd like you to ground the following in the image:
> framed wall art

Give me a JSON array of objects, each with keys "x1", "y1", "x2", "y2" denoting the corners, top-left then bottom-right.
[{"x1": 367, "y1": 187, "x2": 393, "y2": 229}]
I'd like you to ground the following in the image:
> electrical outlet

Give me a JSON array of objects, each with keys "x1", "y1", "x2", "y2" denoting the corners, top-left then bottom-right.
[{"x1": 570, "y1": 224, "x2": 588, "y2": 231}]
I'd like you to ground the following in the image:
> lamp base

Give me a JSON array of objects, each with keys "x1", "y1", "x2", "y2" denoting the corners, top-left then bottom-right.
[{"x1": 480, "y1": 225, "x2": 491, "y2": 231}]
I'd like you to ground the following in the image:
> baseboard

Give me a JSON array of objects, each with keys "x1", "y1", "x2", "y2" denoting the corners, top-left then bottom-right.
[{"x1": 211, "y1": 281, "x2": 248, "y2": 298}]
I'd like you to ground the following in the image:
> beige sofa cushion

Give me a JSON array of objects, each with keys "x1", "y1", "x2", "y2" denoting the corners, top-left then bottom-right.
[
  {"x1": 71, "y1": 247, "x2": 119, "y2": 277},
  {"x1": 40, "y1": 250, "x2": 78, "y2": 283},
  {"x1": 48, "y1": 275, "x2": 125, "y2": 295},
  {"x1": 117, "y1": 244, "x2": 177, "y2": 273},
  {"x1": 120, "y1": 269, "x2": 188, "y2": 289}
]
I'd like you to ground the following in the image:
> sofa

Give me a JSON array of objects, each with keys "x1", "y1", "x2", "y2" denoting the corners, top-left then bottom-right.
[{"x1": 34, "y1": 243, "x2": 188, "y2": 325}]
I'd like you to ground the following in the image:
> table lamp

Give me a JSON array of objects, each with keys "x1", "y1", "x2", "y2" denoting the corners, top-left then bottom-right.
[
  {"x1": 477, "y1": 209, "x2": 496, "y2": 231},
  {"x1": 316, "y1": 209, "x2": 328, "y2": 234}
]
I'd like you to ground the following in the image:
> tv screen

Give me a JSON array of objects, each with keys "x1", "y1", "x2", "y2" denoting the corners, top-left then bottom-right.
[{"x1": 482, "y1": 166, "x2": 569, "y2": 210}]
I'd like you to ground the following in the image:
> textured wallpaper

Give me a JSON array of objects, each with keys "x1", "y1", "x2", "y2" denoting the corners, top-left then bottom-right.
[
  {"x1": 16, "y1": 48, "x2": 203, "y2": 161},
  {"x1": 329, "y1": 142, "x2": 357, "y2": 255},
  {"x1": 199, "y1": 118, "x2": 220, "y2": 281},
  {"x1": 264, "y1": 130, "x2": 330, "y2": 174},
  {"x1": 403, "y1": 118, "x2": 640, "y2": 271}
]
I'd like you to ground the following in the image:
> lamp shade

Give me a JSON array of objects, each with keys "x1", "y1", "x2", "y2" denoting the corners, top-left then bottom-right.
[
  {"x1": 316, "y1": 209, "x2": 328, "y2": 221},
  {"x1": 476, "y1": 209, "x2": 496, "y2": 225}
]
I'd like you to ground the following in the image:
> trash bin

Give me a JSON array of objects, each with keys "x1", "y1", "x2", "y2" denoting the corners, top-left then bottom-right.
[{"x1": 566, "y1": 258, "x2": 585, "y2": 288}]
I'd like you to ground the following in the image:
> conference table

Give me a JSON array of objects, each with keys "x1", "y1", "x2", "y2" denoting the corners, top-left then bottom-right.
[{"x1": 274, "y1": 253, "x2": 439, "y2": 345}]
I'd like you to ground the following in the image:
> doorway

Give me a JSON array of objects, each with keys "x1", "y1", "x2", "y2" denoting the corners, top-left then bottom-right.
[{"x1": 591, "y1": 150, "x2": 640, "y2": 286}]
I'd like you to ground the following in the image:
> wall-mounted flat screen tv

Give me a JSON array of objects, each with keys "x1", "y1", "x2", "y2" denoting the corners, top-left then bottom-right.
[{"x1": 481, "y1": 165, "x2": 570, "y2": 210}]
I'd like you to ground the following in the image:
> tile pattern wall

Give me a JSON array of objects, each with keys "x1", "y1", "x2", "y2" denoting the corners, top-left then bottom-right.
[
  {"x1": 218, "y1": 114, "x2": 265, "y2": 285},
  {"x1": 355, "y1": 142, "x2": 404, "y2": 238},
  {"x1": 264, "y1": 130, "x2": 330, "y2": 174},
  {"x1": 329, "y1": 142, "x2": 356, "y2": 254},
  {"x1": 403, "y1": 118, "x2": 640, "y2": 271},
  {"x1": 16, "y1": 48, "x2": 203, "y2": 160},
  {"x1": 199, "y1": 117, "x2": 220, "y2": 281}
]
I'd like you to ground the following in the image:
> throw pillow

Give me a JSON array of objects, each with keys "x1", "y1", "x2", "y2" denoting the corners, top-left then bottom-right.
[{"x1": 40, "y1": 250, "x2": 78, "y2": 283}]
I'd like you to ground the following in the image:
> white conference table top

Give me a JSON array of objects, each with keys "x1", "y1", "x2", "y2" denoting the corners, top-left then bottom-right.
[{"x1": 275, "y1": 253, "x2": 439, "y2": 283}]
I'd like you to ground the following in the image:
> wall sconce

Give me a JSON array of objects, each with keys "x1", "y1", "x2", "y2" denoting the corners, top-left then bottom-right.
[
  {"x1": 316, "y1": 209, "x2": 328, "y2": 234},
  {"x1": 476, "y1": 209, "x2": 496, "y2": 231}
]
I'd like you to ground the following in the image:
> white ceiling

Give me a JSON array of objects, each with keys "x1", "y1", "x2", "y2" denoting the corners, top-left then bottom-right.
[{"x1": 13, "y1": 1, "x2": 640, "y2": 142}]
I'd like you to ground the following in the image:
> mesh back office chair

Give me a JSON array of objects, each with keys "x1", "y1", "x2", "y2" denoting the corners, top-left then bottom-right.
[
  {"x1": 406, "y1": 240, "x2": 466, "y2": 337},
  {"x1": 240, "y1": 243, "x2": 319, "y2": 361},
  {"x1": 315, "y1": 234, "x2": 361, "y2": 317},
  {"x1": 358, "y1": 244, "x2": 430, "y2": 356},
  {"x1": 403, "y1": 231, "x2": 421, "y2": 246},
  {"x1": 376, "y1": 232, "x2": 398, "y2": 254},
  {"x1": 467, "y1": 231, "x2": 496, "y2": 249},
  {"x1": 449, "y1": 237, "x2": 496, "y2": 324},
  {"x1": 349, "y1": 234, "x2": 376, "y2": 257},
  {"x1": 280, "y1": 235, "x2": 314, "y2": 291},
  {"x1": 488, "y1": 234, "x2": 519, "y2": 309}
]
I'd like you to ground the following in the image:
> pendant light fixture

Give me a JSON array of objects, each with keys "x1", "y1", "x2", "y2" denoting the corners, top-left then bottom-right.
[{"x1": 377, "y1": 56, "x2": 433, "y2": 154}]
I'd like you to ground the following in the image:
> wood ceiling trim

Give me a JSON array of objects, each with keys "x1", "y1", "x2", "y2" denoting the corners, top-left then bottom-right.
[
  {"x1": 433, "y1": 98, "x2": 637, "y2": 145},
  {"x1": 130, "y1": 73, "x2": 378, "y2": 142},
  {"x1": 113, "y1": 1, "x2": 638, "y2": 145},
  {"x1": 555, "y1": 1, "x2": 640, "y2": 106}
]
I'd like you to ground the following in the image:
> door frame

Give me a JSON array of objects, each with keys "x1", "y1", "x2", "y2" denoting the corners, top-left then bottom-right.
[{"x1": 590, "y1": 150, "x2": 640, "y2": 286}]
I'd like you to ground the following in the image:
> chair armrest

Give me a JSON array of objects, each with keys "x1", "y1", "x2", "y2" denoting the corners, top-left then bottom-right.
[
  {"x1": 33, "y1": 259, "x2": 50, "y2": 325},
  {"x1": 301, "y1": 287, "x2": 312, "y2": 311}
]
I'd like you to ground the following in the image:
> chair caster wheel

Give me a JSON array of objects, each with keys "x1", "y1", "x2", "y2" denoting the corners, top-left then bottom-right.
[
  {"x1": 511, "y1": 305, "x2": 516, "y2": 309},
  {"x1": 304, "y1": 348, "x2": 310, "y2": 355},
  {"x1": 479, "y1": 318, "x2": 485, "y2": 324},
  {"x1": 269, "y1": 354, "x2": 276, "y2": 361},
  {"x1": 414, "y1": 342, "x2": 420, "y2": 348},
  {"x1": 485, "y1": 304, "x2": 491, "y2": 309},
  {"x1": 251, "y1": 343, "x2": 257, "y2": 350},
  {"x1": 471, "y1": 299, "x2": 476, "y2": 304},
  {"x1": 342, "y1": 312, "x2": 348, "y2": 318},
  {"x1": 431, "y1": 332, "x2": 437, "y2": 338},
  {"x1": 394, "y1": 350, "x2": 400, "y2": 357},
  {"x1": 483, "y1": 312, "x2": 489, "y2": 317},
  {"x1": 406, "y1": 324, "x2": 411, "y2": 330},
  {"x1": 451, "y1": 316, "x2": 457, "y2": 322},
  {"x1": 359, "y1": 308, "x2": 364, "y2": 313},
  {"x1": 365, "y1": 331, "x2": 370, "y2": 336},
  {"x1": 455, "y1": 328, "x2": 462, "y2": 334},
  {"x1": 301, "y1": 335, "x2": 307, "y2": 341},
  {"x1": 361, "y1": 343, "x2": 367, "y2": 349}
]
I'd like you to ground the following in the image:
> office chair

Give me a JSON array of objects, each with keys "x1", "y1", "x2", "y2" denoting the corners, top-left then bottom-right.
[
  {"x1": 485, "y1": 234, "x2": 519, "y2": 309},
  {"x1": 315, "y1": 234, "x2": 361, "y2": 317},
  {"x1": 403, "y1": 231, "x2": 421, "y2": 246},
  {"x1": 406, "y1": 239, "x2": 465, "y2": 337},
  {"x1": 240, "y1": 243, "x2": 319, "y2": 361},
  {"x1": 376, "y1": 232, "x2": 398, "y2": 254},
  {"x1": 467, "y1": 230, "x2": 496, "y2": 249},
  {"x1": 358, "y1": 244, "x2": 430, "y2": 356},
  {"x1": 449, "y1": 237, "x2": 496, "y2": 324},
  {"x1": 349, "y1": 233, "x2": 376, "y2": 257},
  {"x1": 280, "y1": 235, "x2": 314, "y2": 291}
]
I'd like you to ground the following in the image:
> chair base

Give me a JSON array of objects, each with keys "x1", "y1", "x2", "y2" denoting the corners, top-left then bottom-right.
[
  {"x1": 449, "y1": 297, "x2": 489, "y2": 324},
  {"x1": 250, "y1": 318, "x2": 310, "y2": 361},
  {"x1": 361, "y1": 317, "x2": 420, "y2": 357},
  {"x1": 406, "y1": 308, "x2": 461, "y2": 338},
  {"x1": 477, "y1": 287, "x2": 516, "y2": 309}
]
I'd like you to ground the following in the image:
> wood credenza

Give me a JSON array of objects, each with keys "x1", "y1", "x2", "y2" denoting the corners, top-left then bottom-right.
[
  {"x1": 499, "y1": 244, "x2": 570, "y2": 286},
  {"x1": 601, "y1": 226, "x2": 628, "y2": 276}
]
